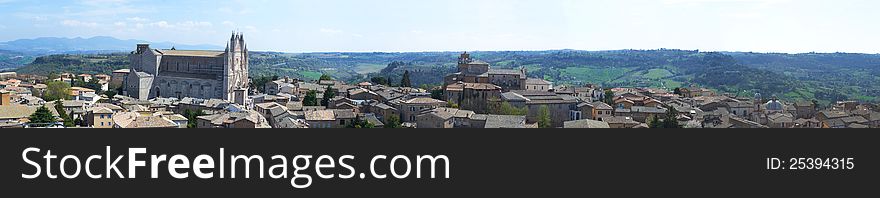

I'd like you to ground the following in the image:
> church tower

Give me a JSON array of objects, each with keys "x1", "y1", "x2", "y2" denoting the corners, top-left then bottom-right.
[{"x1": 224, "y1": 32, "x2": 249, "y2": 105}]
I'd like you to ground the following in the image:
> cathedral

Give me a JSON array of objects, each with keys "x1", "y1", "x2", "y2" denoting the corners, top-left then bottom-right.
[{"x1": 124, "y1": 32, "x2": 250, "y2": 105}]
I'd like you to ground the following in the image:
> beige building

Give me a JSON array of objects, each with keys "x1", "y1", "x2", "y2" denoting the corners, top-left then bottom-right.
[
  {"x1": 398, "y1": 97, "x2": 446, "y2": 122},
  {"x1": 89, "y1": 107, "x2": 115, "y2": 128},
  {"x1": 444, "y1": 82, "x2": 501, "y2": 114}
]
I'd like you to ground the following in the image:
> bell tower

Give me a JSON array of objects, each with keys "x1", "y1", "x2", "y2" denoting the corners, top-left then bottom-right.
[{"x1": 224, "y1": 32, "x2": 249, "y2": 105}]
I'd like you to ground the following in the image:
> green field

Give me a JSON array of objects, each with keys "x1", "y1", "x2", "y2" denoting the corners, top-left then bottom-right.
[
  {"x1": 643, "y1": 68, "x2": 674, "y2": 79},
  {"x1": 298, "y1": 71, "x2": 323, "y2": 80},
  {"x1": 560, "y1": 67, "x2": 631, "y2": 83},
  {"x1": 354, "y1": 63, "x2": 386, "y2": 74}
]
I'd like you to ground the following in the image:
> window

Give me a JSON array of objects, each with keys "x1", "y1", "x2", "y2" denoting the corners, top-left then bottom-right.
[
  {"x1": 100, "y1": 115, "x2": 105, "y2": 119},
  {"x1": 108, "y1": 115, "x2": 112, "y2": 119},
  {"x1": 340, "y1": 120, "x2": 345, "y2": 125},
  {"x1": 598, "y1": 111, "x2": 603, "y2": 115},
  {"x1": 100, "y1": 122, "x2": 104, "y2": 126}
]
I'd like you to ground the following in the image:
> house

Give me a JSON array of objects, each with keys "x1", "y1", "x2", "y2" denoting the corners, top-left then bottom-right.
[
  {"x1": 793, "y1": 118, "x2": 822, "y2": 128},
  {"x1": 564, "y1": 119, "x2": 611, "y2": 128},
  {"x1": 364, "y1": 101, "x2": 398, "y2": 124},
  {"x1": 462, "y1": 114, "x2": 532, "y2": 128},
  {"x1": 793, "y1": 101, "x2": 816, "y2": 119},
  {"x1": 584, "y1": 102, "x2": 614, "y2": 120},
  {"x1": 415, "y1": 108, "x2": 476, "y2": 128},
  {"x1": 766, "y1": 112, "x2": 794, "y2": 128},
  {"x1": 503, "y1": 90, "x2": 579, "y2": 127},
  {"x1": 304, "y1": 110, "x2": 338, "y2": 128},
  {"x1": 679, "y1": 87, "x2": 714, "y2": 98},
  {"x1": 398, "y1": 97, "x2": 446, "y2": 122},
  {"x1": 88, "y1": 107, "x2": 115, "y2": 128},
  {"x1": 112, "y1": 112, "x2": 180, "y2": 128},
  {"x1": 196, "y1": 110, "x2": 271, "y2": 128},
  {"x1": 0, "y1": 105, "x2": 60, "y2": 128},
  {"x1": 445, "y1": 82, "x2": 501, "y2": 114},
  {"x1": 613, "y1": 106, "x2": 668, "y2": 123},
  {"x1": 601, "y1": 116, "x2": 642, "y2": 128},
  {"x1": 816, "y1": 110, "x2": 849, "y2": 121},
  {"x1": 525, "y1": 78, "x2": 553, "y2": 92},
  {"x1": 255, "y1": 102, "x2": 292, "y2": 128}
]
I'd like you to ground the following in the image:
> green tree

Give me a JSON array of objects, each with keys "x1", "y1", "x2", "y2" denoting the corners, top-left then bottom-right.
[
  {"x1": 537, "y1": 105, "x2": 552, "y2": 128},
  {"x1": 384, "y1": 115, "x2": 402, "y2": 128},
  {"x1": 370, "y1": 76, "x2": 390, "y2": 86},
  {"x1": 320, "y1": 85, "x2": 336, "y2": 107},
  {"x1": 53, "y1": 100, "x2": 73, "y2": 127},
  {"x1": 431, "y1": 89, "x2": 444, "y2": 100},
  {"x1": 400, "y1": 70, "x2": 412, "y2": 88},
  {"x1": 604, "y1": 89, "x2": 615, "y2": 106},
  {"x1": 492, "y1": 102, "x2": 528, "y2": 116},
  {"x1": 303, "y1": 90, "x2": 319, "y2": 106},
  {"x1": 447, "y1": 101, "x2": 459, "y2": 109},
  {"x1": 183, "y1": 109, "x2": 206, "y2": 128},
  {"x1": 347, "y1": 117, "x2": 376, "y2": 128},
  {"x1": 104, "y1": 89, "x2": 118, "y2": 99},
  {"x1": 648, "y1": 115, "x2": 663, "y2": 128},
  {"x1": 28, "y1": 106, "x2": 56, "y2": 126},
  {"x1": 44, "y1": 81, "x2": 71, "y2": 101},
  {"x1": 319, "y1": 74, "x2": 333, "y2": 81},
  {"x1": 673, "y1": 87, "x2": 682, "y2": 95},
  {"x1": 661, "y1": 105, "x2": 681, "y2": 128}
]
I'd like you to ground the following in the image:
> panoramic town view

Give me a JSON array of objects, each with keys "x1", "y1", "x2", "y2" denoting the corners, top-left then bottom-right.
[{"x1": 0, "y1": 0, "x2": 878, "y2": 129}]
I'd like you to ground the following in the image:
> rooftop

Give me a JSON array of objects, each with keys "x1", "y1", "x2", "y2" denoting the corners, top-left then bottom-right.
[
  {"x1": 564, "y1": 119, "x2": 611, "y2": 128},
  {"x1": 156, "y1": 49, "x2": 225, "y2": 57}
]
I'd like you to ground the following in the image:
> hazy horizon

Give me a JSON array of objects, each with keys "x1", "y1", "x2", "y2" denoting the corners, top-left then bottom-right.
[{"x1": 1, "y1": 0, "x2": 878, "y2": 53}]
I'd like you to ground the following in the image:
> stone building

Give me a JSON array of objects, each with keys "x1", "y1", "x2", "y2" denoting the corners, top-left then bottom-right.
[
  {"x1": 444, "y1": 82, "x2": 502, "y2": 114},
  {"x1": 444, "y1": 52, "x2": 527, "y2": 92},
  {"x1": 124, "y1": 32, "x2": 249, "y2": 105}
]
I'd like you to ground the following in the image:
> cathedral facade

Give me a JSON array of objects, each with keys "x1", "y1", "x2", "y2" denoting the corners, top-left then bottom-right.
[{"x1": 124, "y1": 33, "x2": 249, "y2": 105}]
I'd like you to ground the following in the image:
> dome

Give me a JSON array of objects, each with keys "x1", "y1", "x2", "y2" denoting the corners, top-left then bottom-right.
[{"x1": 765, "y1": 100, "x2": 784, "y2": 111}]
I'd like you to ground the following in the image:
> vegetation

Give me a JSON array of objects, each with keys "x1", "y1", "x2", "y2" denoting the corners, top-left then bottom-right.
[
  {"x1": 14, "y1": 49, "x2": 880, "y2": 103},
  {"x1": 303, "y1": 90, "x2": 319, "y2": 106},
  {"x1": 400, "y1": 70, "x2": 412, "y2": 88},
  {"x1": 537, "y1": 105, "x2": 552, "y2": 128},
  {"x1": 490, "y1": 102, "x2": 528, "y2": 116},
  {"x1": 604, "y1": 89, "x2": 615, "y2": 106},
  {"x1": 346, "y1": 117, "x2": 376, "y2": 128},
  {"x1": 321, "y1": 85, "x2": 336, "y2": 107},
  {"x1": 251, "y1": 75, "x2": 278, "y2": 93},
  {"x1": 28, "y1": 106, "x2": 56, "y2": 126},
  {"x1": 53, "y1": 100, "x2": 74, "y2": 127},
  {"x1": 183, "y1": 109, "x2": 206, "y2": 128},
  {"x1": 384, "y1": 115, "x2": 402, "y2": 128},
  {"x1": 44, "y1": 81, "x2": 71, "y2": 101}
]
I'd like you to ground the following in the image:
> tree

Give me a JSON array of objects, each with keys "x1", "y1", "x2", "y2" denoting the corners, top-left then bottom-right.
[
  {"x1": 384, "y1": 115, "x2": 402, "y2": 128},
  {"x1": 320, "y1": 85, "x2": 336, "y2": 107},
  {"x1": 104, "y1": 89, "x2": 118, "y2": 99},
  {"x1": 491, "y1": 102, "x2": 528, "y2": 116},
  {"x1": 54, "y1": 100, "x2": 73, "y2": 127},
  {"x1": 370, "y1": 76, "x2": 390, "y2": 86},
  {"x1": 319, "y1": 74, "x2": 333, "y2": 81},
  {"x1": 661, "y1": 105, "x2": 681, "y2": 128},
  {"x1": 44, "y1": 81, "x2": 71, "y2": 101},
  {"x1": 47, "y1": 72, "x2": 60, "y2": 81},
  {"x1": 447, "y1": 101, "x2": 459, "y2": 109},
  {"x1": 303, "y1": 90, "x2": 319, "y2": 106},
  {"x1": 431, "y1": 89, "x2": 444, "y2": 100},
  {"x1": 673, "y1": 88, "x2": 682, "y2": 95},
  {"x1": 28, "y1": 106, "x2": 56, "y2": 126},
  {"x1": 648, "y1": 115, "x2": 663, "y2": 128},
  {"x1": 346, "y1": 117, "x2": 375, "y2": 128},
  {"x1": 400, "y1": 70, "x2": 412, "y2": 88},
  {"x1": 183, "y1": 109, "x2": 206, "y2": 128},
  {"x1": 537, "y1": 105, "x2": 552, "y2": 128},
  {"x1": 604, "y1": 89, "x2": 615, "y2": 106}
]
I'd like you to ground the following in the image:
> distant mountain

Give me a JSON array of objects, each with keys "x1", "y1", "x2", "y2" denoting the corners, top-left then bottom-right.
[{"x1": 0, "y1": 36, "x2": 224, "y2": 55}]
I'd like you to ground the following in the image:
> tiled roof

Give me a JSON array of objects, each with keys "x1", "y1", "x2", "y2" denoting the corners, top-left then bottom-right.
[
  {"x1": 564, "y1": 119, "x2": 611, "y2": 128},
  {"x1": 402, "y1": 97, "x2": 445, "y2": 104},
  {"x1": 304, "y1": 110, "x2": 336, "y2": 121}
]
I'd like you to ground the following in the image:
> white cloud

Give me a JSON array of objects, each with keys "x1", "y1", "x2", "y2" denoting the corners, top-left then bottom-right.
[
  {"x1": 61, "y1": 20, "x2": 99, "y2": 28},
  {"x1": 222, "y1": 21, "x2": 236, "y2": 27},
  {"x1": 126, "y1": 17, "x2": 149, "y2": 22},
  {"x1": 320, "y1": 28, "x2": 344, "y2": 34}
]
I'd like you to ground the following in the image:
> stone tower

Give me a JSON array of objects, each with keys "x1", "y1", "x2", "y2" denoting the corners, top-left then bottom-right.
[{"x1": 224, "y1": 32, "x2": 249, "y2": 105}]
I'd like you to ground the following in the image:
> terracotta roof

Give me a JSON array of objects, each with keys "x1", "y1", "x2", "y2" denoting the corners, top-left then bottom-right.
[{"x1": 304, "y1": 110, "x2": 336, "y2": 121}]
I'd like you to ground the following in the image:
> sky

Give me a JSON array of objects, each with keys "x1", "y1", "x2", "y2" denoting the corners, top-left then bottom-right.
[{"x1": 0, "y1": 0, "x2": 878, "y2": 53}]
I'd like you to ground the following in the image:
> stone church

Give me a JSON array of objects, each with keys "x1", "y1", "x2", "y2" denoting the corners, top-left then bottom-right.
[{"x1": 124, "y1": 32, "x2": 249, "y2": 105}]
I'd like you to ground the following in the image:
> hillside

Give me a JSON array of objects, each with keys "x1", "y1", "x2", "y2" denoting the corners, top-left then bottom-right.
[
  {"x1": 0, "y1": 50, "x2": 35, "y2": 70},
  {"x1": 14, "y1": 50, "x2": 879, "y2": 103}
]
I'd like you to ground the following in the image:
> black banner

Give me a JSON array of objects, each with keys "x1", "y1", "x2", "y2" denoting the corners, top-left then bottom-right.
[{"x1": 2, "y1": 128, "x2": 876, "y2": 196}]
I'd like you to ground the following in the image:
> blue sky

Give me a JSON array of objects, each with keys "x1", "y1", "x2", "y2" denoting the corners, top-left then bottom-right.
[{"x1": 0, "y1": 0, "x2": 878, "y2": 53}]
